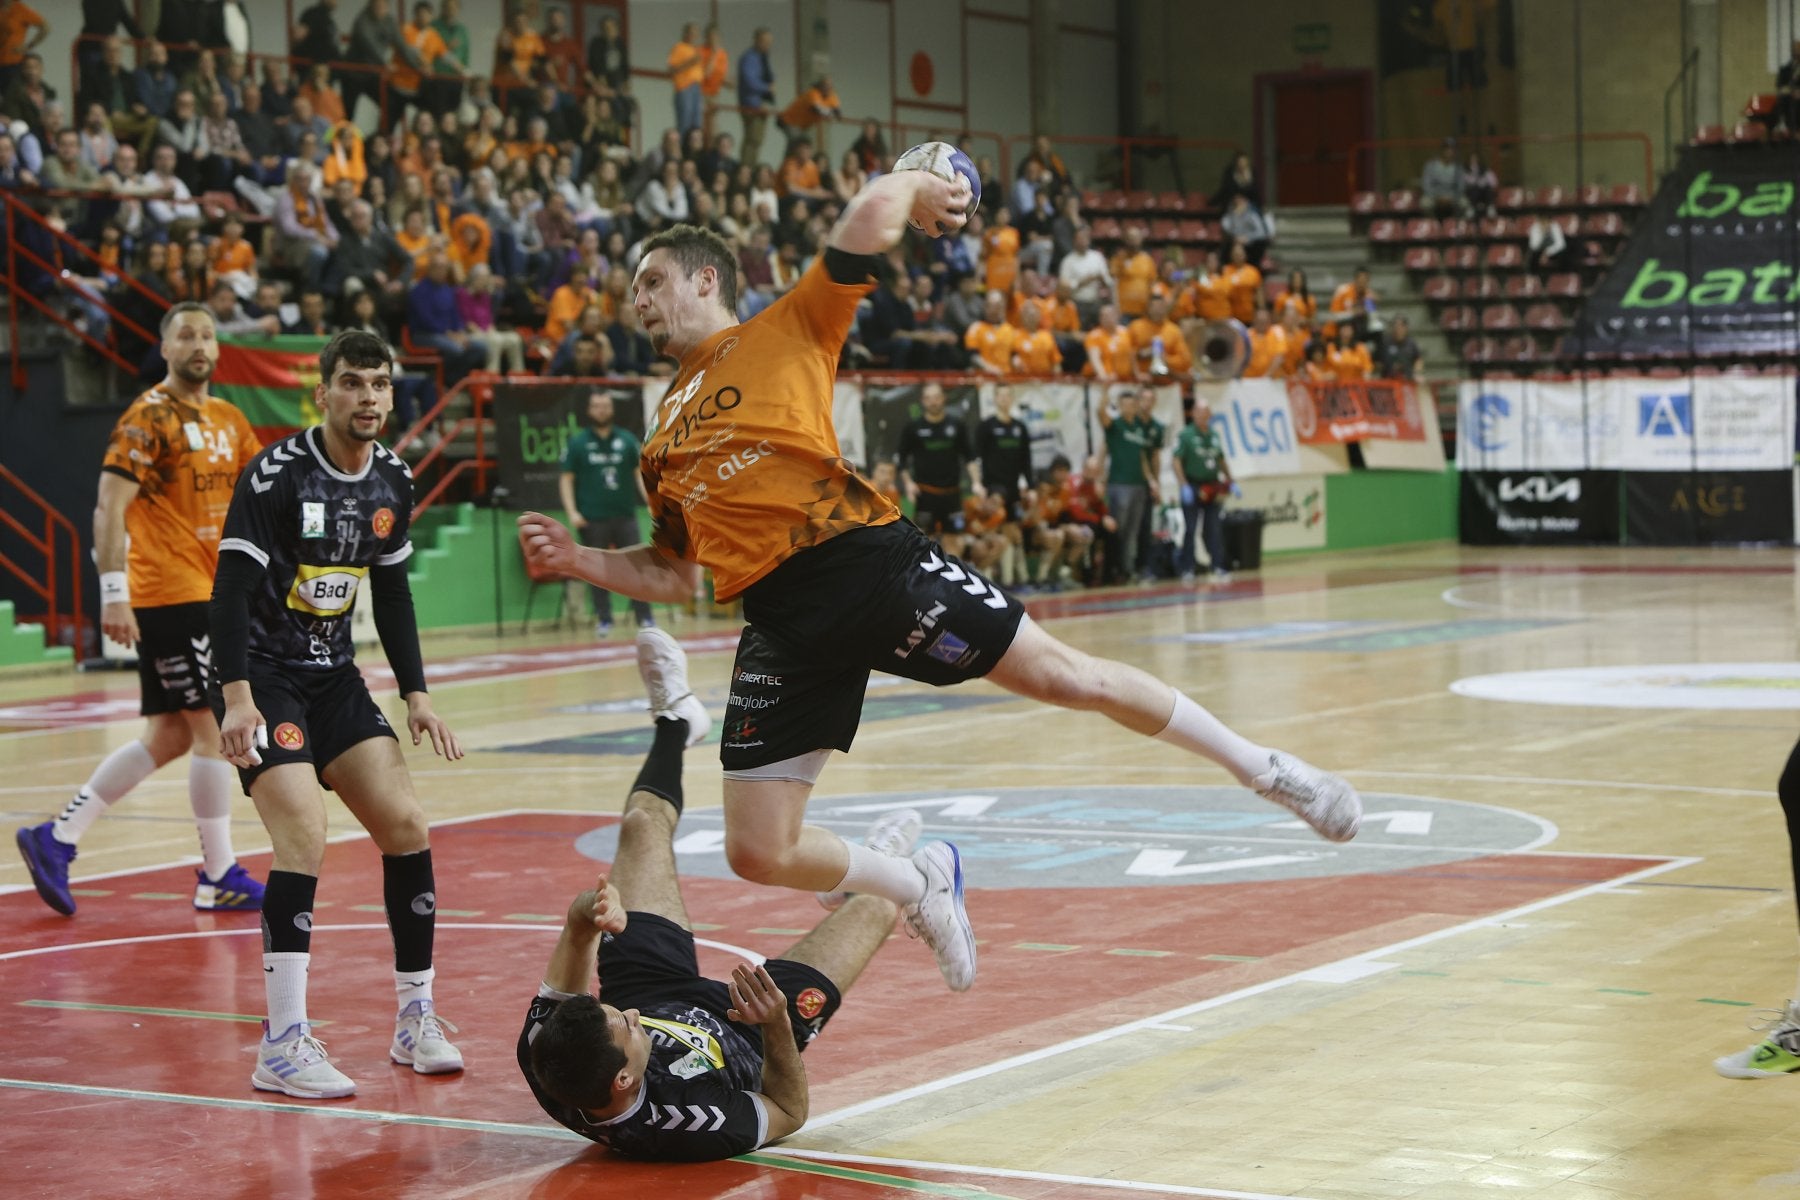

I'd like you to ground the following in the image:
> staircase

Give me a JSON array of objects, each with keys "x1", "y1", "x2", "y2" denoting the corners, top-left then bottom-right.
[{"x1": 1271, "y1": 206, "x2": 1452, "y2": 371}]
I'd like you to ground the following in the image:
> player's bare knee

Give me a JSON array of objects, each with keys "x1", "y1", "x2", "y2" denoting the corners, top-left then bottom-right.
[
  {"x1": 723, "y1": 833, "x2": 789, "y2": 886},
  {"x1": 142, "y1": 717, "x2": 193, "y2": 764},
  {"x1": 617, "y1": 803, "x2": 676, "y2": 852},
  {"x1": 372, "y1": 806, "x2": 430, "y2": 856}
]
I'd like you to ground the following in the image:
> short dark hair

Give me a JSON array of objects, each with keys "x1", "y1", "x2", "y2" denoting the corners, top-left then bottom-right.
[
  {"x1": 160, "y1": 300, "x2": 214, "y2": 337},
  {"x1": 640, "y1": 223, "x2": 738, "y2": 314},
  {"x1": 529, "y1": 995, "x2": 627, "y2": 1112},
  {"x1": 319, "y1": 329, "x2": 393, "y2": 382}
]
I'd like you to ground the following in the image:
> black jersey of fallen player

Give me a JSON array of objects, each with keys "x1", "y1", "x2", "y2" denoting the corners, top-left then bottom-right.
[
  {"x1": 977, "y1": 415, "x2": 1031, "y2": 497},
  {"x1": 518, "y1": 990, "x2": 771, "y2": 1163},
  {"x1": 896, "y1": 415, "x2": 970, "y2": 492},
  {"x1": 217, "y1": 426, "x2": 414, "y2": 672}
]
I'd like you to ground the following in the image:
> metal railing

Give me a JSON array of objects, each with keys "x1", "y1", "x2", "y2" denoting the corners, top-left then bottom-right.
[
  {"x1": 1662, "y1": 47, "x2": 1703, "y2": 172},
  {"x1": 0, "y1": 462, "x2": 85, "y2": 652}
]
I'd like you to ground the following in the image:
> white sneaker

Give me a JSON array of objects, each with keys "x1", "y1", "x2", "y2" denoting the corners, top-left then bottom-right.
[
  {"x1": 1255, "y1": 751, "x2": 1362, "y2": 843},
  {"x1": 636, "y1": 627, "x2": 709, "y2": 747},
  {"x1": 252, "y1": 1021, "x2": 356, "y2": 1098},
  {"x1": 391, "y1": 999, "x2": 464, "y2": 1075},
  {"x1": 904, "y1": 841, "x2": 977, "y2": 992},
  {"x1": 817, "y1": 808, "x2": 924, "y2": 911},
  {"x1": 1715, "y1": 1001, "x2": 1800, "y2": 1079}
]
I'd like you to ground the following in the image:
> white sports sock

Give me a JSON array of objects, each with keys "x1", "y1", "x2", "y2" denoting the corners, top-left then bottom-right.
[
  {"x1": 1790, "y1": 940, "x2": 1800, "y2": 1011},
  {"x1": 833, "y1": 840, "x2": 927, "y2": 907},
  {"x1": 1153, "y1": 690, "x2": 1274, "y2": 786},
  {"x1": 396, "y1": 967, "x2": 436, "y2": 1013},
  {"x1": 53, "y1": 740, "x2": 158, "y2": 845},
  {"x1": 263, "y1": 952, "x2": 311, "y2": 1038},
  {"x1": 188, "y1": 757, "x2": 237, "y2": 878}
]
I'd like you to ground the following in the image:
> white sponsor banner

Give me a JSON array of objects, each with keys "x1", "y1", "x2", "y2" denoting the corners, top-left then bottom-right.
[
  {"x1": 1230, "y1": 475, "x2": 1327, "y2": 551},
  {"x1": 1001, "y1": 382, "x2": 1094, "y2": 475},
  {"x1": 1455, "y1": 380, "x2": 1620, "y2": 470},
  {"x1": 1205, "y1": 379, "x2": 1303, "y2": 479}
]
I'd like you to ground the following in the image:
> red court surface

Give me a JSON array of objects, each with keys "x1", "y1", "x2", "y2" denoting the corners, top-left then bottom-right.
[{"x1": 1, "y1": 811, "x2": 1669, "y2": 1199}]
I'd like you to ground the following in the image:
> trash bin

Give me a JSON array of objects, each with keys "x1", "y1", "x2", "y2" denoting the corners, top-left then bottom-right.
[{"x1": 1221, "y1": 508, "x2": 1265, "y2": 571}]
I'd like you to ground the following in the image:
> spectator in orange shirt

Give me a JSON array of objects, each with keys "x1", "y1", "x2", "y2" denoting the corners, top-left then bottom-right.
[
  {"x1": 1276, "y1": 268, "x2": 1316, "y2": 324},
  {"x1": 1301, "y1": 338, "x2": 1335, "y2": 382},
  {"x1": 964, "y1": 290, "x2": 1018, "y2": 376},
  {"x1": 1328, "y1": 266, "x2": 1378, "y2": 340},
  {"x1": 497, "y1": 8, "x2": 543, "y2": 96},
  {"x1": 1220, "y1": 242, "x2": 1262, "y2": 325},
  {"x1": 393, "y1": 3, "x2": 454, "y2": 110},
  {"x1": 544, "y1": 273, "x2": 596, "y2": 344},
  {"x1": 299, "y1": 64, "x2": 346, "y2": 125},
  {"x1": 1277, "y1": 306, "x2": 1311, "y2": 378},
  {"x1": 1129, "y1": 292, "x2": 1193, "y2": 381},
  {"x1": 667, "y1": 21, "x2": 705, "y2": 136},
  {"x1": 1242, "y1": 308, "x2": 1289, "y2": 379},
  {"x1": 1327, "y1": 323, "x2": 1373, "y2": 382},
  {"x1": 1012, "y1": 300, "x2": 1060, "y2": 375},
  {"x1": 1176, "y1": 250, "x2": 1234, "y2": 326},
  {"x1": 700, "y1": 23, "x2": 729, "y2": 129},
  {"x1": 1084, "y1": 304, "x2": 1135, "y2": 381},
  {"x1": 779, "y1": 75, "x2": 841, "y2": 145},
  {"x1": 983, "y1": 205, "x2": 1020, "y2": 295},
  {"x1": 777, "y1": 137, "x2": 833, "y2": 205},
  {"x1": 209, "y1": 213, "x2": 259, "y2": 298},
  {"x1": 1111, "y1": 225, "x2": 1156, "y2": 319},
  {"x1": 0, "y1": 0, "x2": 47, "y2": 96}
]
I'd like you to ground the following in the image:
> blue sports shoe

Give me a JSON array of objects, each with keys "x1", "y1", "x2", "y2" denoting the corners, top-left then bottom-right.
[
  {"x1": 15, "y1": 822, "x2": 77, "y2": 916},
  {"x1": 194, "y1": 862, "x2": 265, "y2": 911}
]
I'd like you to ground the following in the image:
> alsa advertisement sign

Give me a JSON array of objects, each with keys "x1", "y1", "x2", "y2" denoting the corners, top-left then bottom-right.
[
  {"x1": 1573, "y1": 145, "x2": 1800, "y2": 359},
  {"x1": 1231, "y1": 475, "x2": 1326, "y2": 551},
  {"x1": 1208, "y1": 379, "x2": 1302, "y2": 478},
  {"x1": 1460, "y1": 470, "x2": 1621, "y2": 545}
]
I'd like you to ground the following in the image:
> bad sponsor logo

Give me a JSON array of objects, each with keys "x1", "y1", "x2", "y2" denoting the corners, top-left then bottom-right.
[{"x1": 286, "y1": 564, "x2": 368, "y2": 617}]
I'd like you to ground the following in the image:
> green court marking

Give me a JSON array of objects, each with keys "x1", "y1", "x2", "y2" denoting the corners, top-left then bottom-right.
[
  {"x1": 67, "y1": 889, "x2": 113, "y2": 898},
  {"x1": 350, "y1": 904, "x2": 386, "y2": 913},
  {"x1": 503, "y1": 913, "x2": 562, "y2": 922},
  {"x1": 690, "y1": 922, "x2": 726, "y2": 931},
  {"x1": 1597, "y1": 988, "x2": 1652, "y2": 996},
  {"x1": 1105, "y1": 948, "x2": 1173, "y2": 958},
  {"x1": 1699, "y1": 997, "x2": 1754, "y2": 1007},
  {"x1": 749, "y1": 928, "x2": 808, "y2": 936},
  {"x1": 130, "y1": 892, "x2": 185, "y2": 901},
  {"x1": 1014, "y1": 942, "x2": 1077, "y2": 952},
  {"x1": 18, "y1": 1000, "x2": 330, "y2": 1027},
  {"x1": 1203, "y1": 954, "x2": 1260, "y2": 962},
  {"x1": 1502, "y1": 979, "x2": 1550, "y2": 986},
  {"x1": 436, "y1": 909, "x2": 483, "y2": 918},
  {"x1": 739, "y1": 1152, "x2": 1006, "y2": 1198},
  {"x1": 1401, "y1": 970, "x2": 1449, "y2": 977}
]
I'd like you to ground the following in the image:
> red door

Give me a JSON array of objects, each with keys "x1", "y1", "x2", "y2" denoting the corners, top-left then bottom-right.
[{"x1": 1270, "y1": 75, "x2": 1371, "y2": 206}]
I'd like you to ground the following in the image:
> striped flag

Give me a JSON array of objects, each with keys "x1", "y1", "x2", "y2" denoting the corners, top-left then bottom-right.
[{"x1": 212, "y1": 335, "x2": 329, "y2": 442}]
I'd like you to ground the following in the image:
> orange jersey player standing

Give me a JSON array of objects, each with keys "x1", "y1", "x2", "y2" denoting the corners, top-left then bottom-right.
[
  {"x1": 517, "y1": 176, "x2": 1364, "y2": 1000},
  {"x1": 14, "y1": 302, "x2": 266, "y2": 919}
]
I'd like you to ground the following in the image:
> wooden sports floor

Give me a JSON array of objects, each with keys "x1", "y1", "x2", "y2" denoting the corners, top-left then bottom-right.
[{"x1": 4, "y1": 540, "x2": 1799, "y2": 1200}]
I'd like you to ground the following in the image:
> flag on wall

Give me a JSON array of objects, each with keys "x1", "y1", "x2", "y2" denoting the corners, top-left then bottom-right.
[{"x1": 212, "y1": 335, "x2": 328, "y2": 441}]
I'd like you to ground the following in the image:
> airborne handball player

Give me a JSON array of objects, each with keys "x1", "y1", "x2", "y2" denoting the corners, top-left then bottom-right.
[{"x1": 517, "y1": 158, "x2": 1363, "y2": 995}]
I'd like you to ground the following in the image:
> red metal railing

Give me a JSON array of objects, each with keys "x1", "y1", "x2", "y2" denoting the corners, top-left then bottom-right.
[
  {"x1": 1347, "y1": 132, "x2": 1656, "y2": 195},
  {"x1": 0, "y1": 462, "x2": 85, "y2": 651},
  {"x1": 703, "y1": 104, "x2": 1012, "y2": 180}
]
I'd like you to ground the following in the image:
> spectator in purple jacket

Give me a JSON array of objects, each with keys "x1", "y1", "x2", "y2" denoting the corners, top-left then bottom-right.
[{"x1": 406, "y1": 249, "x2": 485, "y2": 382}]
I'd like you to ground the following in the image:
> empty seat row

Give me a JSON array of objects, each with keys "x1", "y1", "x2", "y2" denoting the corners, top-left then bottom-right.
[
  {"x1": 1439, "y1": 303, "x2": 1571, "y2": 333},
  {"x1": 1082, "y1": 190, "x2": 1219, "y2": 216},
  {"x1": 1421, "y1": 273, "x2": 1585, "y2": 302},
  {"x1": 1369, "y1": 213, "x2": 1626, "y2": 245},
  {"x1": 1352, "y1": 183, "x2": 1644, "y2": 218}
]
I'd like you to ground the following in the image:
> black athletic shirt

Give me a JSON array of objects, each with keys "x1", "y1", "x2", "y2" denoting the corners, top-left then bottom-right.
[
  {"x1": 977, "y1": 415, "x2": 1031, "y2": 498},
  {"x1": 895, "y1": 414, "x2": 971, "y2": 493},
  {"x1": 517, "y1": 986, "x2": 771, "y2": 1162},
  {"x1": 216, "y1": 426, "x2": 414, "y2": 673}
]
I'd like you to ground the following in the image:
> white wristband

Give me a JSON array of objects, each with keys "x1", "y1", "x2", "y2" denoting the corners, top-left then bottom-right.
[{"x1": 100, "y1": 572, "x2": 130, "y2": 605}]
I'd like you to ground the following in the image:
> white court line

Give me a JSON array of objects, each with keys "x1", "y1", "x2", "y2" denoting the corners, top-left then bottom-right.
[
  {"x1": 805, "y1": 854, "x2": 1701, "y2": 1130},
  {"x1": 765, "y1": 1149, "x2": 1322, "y2": 1200}
]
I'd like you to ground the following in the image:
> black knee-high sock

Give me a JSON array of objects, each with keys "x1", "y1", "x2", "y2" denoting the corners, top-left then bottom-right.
[
  {"x1": 383, "y1": 849, "x2": 435, "y2": 973},
  {"x1": 262, "y1": 870, "x2": 318, "y2": 954},
  {"x1": 630, "y1": 718, "x2": 688, "y2": 814},
  {"x1": 1780, "y1": 738, "x2": 1800, "y2": 931}
]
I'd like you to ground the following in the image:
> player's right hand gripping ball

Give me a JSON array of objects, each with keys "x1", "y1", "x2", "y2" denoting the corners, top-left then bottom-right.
[{"x1": 892, "y1": 141, "x2": 981, "y2": 234}]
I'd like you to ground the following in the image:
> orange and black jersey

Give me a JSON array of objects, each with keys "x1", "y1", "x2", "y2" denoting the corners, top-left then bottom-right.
[
  {"x1": 100, "y1": 386, "x2": 261, "y2": 608},
  {"x1": 641, "y1": 251, "x2": 899, "y2": 600}
]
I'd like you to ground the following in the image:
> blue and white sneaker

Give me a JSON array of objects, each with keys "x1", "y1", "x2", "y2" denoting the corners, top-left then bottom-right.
[
  {"x1": 15, "y1": 822, "x2": 77, "y2": 916},
  {"x1": 391, "y1": 999, "x2": 464, "y2": 1074},
  {"x1": 252, "y1": 1021, "x2": 356, "y2": 1098},
  {"x1": 906, "y1": 841, "x2": 977, "y2": 992},
  {"x1": 194, "y1": 862, "x2": 265, "y2": 911}
]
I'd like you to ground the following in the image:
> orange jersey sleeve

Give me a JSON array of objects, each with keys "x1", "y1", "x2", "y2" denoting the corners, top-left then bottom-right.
[
  {"x1": 1014, "y1": 329, "x2": 1060, "y2": 375},
  {"x1": 102, "y1": 390, "x2": 261, "y2": 607},
  {"x1": 639, "y1": 257, "x2": 899, "y2": 600},
  {"x1": 964, "y1": 321, "x2": 1017, "y2": 373}
]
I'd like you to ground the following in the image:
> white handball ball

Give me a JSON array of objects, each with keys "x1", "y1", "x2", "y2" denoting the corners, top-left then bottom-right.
[{"x1": 891, "y1": 141, "x2": 981, "y2": 234}]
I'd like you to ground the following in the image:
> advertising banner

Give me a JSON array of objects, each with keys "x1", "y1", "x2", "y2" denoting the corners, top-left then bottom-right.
[
  {"x1": 1623, "y1": 470, "x2": 1795, "y2": 545},
  {"x1": 1230, "y1": 475, "x2": 1327, "y2": 551},
  {"x1": 493, "y1": 382, "x2": 645, "y2": 512},
  {"x1": 1202, "y1": 379, "x2": 1303, "y2": 479},
  {"x1": 1460, "y1": 470, "x2": 1622, "y2": 545},
  {"x1": 1289, "y1": 380, "x2": 1426, "y2": 445},
  {"x1": 1572, "y1": 145, "x2": 1800, "y2": 361}
]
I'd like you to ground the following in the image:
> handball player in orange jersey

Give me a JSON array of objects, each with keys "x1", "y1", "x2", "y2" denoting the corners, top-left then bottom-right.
[{"x1": 517, "y1": 169, "x2": 1363, "y2": 993}]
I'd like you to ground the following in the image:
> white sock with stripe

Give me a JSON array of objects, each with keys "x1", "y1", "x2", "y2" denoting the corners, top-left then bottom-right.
[
  {"x1": 833, "y1": 841, "x2": 927, "y2": 907},
  {"x1": 53, "y1": 741, "x2": 159, "y2": 845},
  {"x1": 188, "y1": 757, "x2": 237, "y2": 879},
  {"x1": 396, "y1": 967, "x2": 436, "y2": 1014},
  {"x1": 263, "y1": 952, "x2": 311, "y2": 1038}
]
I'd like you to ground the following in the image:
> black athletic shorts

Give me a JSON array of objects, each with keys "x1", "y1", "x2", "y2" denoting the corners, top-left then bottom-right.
[
  {"x1": 720, "y1": 520, "x2": 1027, "y2": 771},
  {"x1": 911, "y1": 489, "x2": 963, "y2": 536},
  {"x1": 208, "y1": 662, "x2": 396, "y2": 794},
  {"x1": 600, "y1": 912, "x2": 842, "y2": 1049},
  {"x1": 135, "y1": 602, "x2": 213, "y2": 716}
]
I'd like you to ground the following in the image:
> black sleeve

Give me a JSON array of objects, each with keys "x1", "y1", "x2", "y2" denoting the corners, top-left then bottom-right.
[
  {"x1": 824, "y1": 246, "x2": 881, "y2": 287},
  {"x1": 210, "y1": 550, "x2": 265, "y2": 687},
  {"x1": 895, "y1": 422, "x2": 916, "y2": 474},
  {"x1": 369, "y1": 561, "x2": 427, "y2": 697}
]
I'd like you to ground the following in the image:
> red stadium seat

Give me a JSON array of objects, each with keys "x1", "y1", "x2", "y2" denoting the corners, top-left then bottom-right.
[
  {"x1": 1731, "y1": 121, "x2": 1769, "y2": 144},
  {"x1": 1149, "y1": 218, "x2": 1180, "y2": 243},
  {"x1": 1462, "y1": 336, "x2": 1500, "y2": 364},
  {"x1": 1183, "y1": 191, "x2": 1214, "y2": 215},
  {"x1": 1692, "y1": 124, "x2": 1727, "y2": 145},
  {"x1": 1199, "y1": 220, "x2": 1223, "y2": 244},
  {"x1": 1439, "y1": 305, "x2": 1477, "y2": 332},
  {"x1": 1386, "y1": 189, "x2": 1419, "y2": 215},
  {"x1": 1485, "y1": 243, "x2": 1523, "y2": 272},
  {"x1": 1495, "y1": 186, "x2": 1527, "y2": 212},
  {"x1": 1461, "y1": 275, "x2": 1501, "y2": 301},
  {"x1": 1504, "y1": 274, "x2": 1545, "y2": 300},
  {"x1": 1094, "y1": 189, "x2": 1129, "y2": 212},
  {"x1": 1500, "y1": 335, "x2": 1538, "y2": 363},
  {"x1": 1176, "y1": 218, "x2": 1208, "y2": 244},
  {"x1": 1090, "y1": 216, "x2": 1123, "y2": 241},
  {"x1": 1576, "y1": 184, "x2": 1606, "y2": 209},
  {"x1": 1439, "y1": 217, "x2": 1473, "y2": 243},
  {"x1": 1481, "y1": 304, "x2": 1522, "y2": 331},
  {"x1": 1080, "y1": 189, "x2": 1104, "y2": 213},
  {"x1": 1403, "y1": 246, "x2": 1441, "y2": 272},
  {"x1": 1351, "y1": 190, "x2": 1381, "y2": 216},
  {"x1": 1368, "y1": 218, "x2": 1403, "y2": 246},
  {"x1": 1156, "y1": 190, "x2": 1186, "y2": 213},
  {"x1": 1477, "y1": 216, "x2": 1511, "y2": 241},
  {"x1": 1421, "y1": 275, "x2": 1459, "y2": 303},
  {"x1": 1442, "y1": 244, "x2": 1480, "y2": 272},
  {"x1": 1403, "y1": 217, "x2": 1438, "y2": 243},
  {"x1": 1124, "y1": 189, "x2": 1158, "y2": 213},
  {"x1": 1506, "y1": 215, "x2": 1536, "y2": 241},
  {"x1": 1608, "y1": 183, "x2": 1644, "y2": 208},
  {"x1": 1524, "y1": 303, "x2": 1568, "y2": 331},
  {"x1": 1580, "y1": 212, "x2": 1624, "y2": 239},
  {"x1": 1545, "y1": 272, "x2": 1582, "y2": 300},
  {"x1": 1531, "y1": 186, "x2": 1567, "y2": 210},
  {"x1": 1746, "y1": 92, "x2": 1780, "y2": 119}
]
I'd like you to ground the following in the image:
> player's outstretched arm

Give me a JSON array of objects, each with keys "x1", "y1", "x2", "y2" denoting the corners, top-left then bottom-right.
[
  {"x1": 830, "y1": 168, "x2": 971, "y2": 253},
  {"x1": 542, "y1": 875, "x2": 627, "y2": 994},
  {"x1": 727, "y1": 963, "x2": 808, "y2": 1143},
  {"x1": 517, "y1": 511, "x2": 700, "y2": 604}
]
